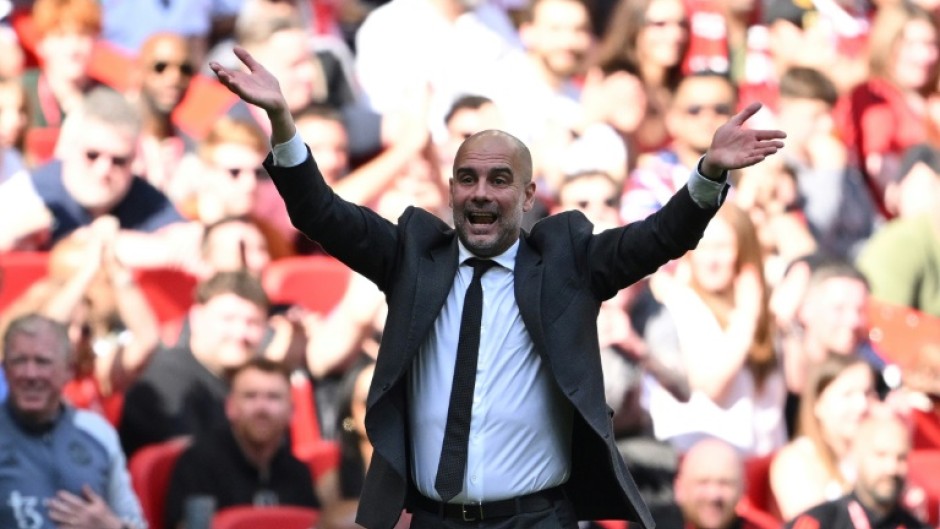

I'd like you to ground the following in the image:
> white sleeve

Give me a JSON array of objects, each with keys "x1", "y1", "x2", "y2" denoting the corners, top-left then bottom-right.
[
  {"x1": 687, "y1": 156, "x2": 729, "y2": 209},
  {"x1": 271, "y1": 132, "x2": 308, "y2": 167}
]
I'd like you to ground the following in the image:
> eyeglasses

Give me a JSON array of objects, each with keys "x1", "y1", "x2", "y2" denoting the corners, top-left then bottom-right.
[
  {"x1": 575, "y1": 197, "x2": 619, "y2": 209},
  {"x1": 152, "y1": 61, "x2": 195, "y2": 77},
  {"x1": 684, "y1": 103, "x2": 734, "y2": 117},
  {"x1": 85, "y1": 150, "x2": 132, "y2": 169},
  {"x1": 644, "y1": 18, "x2": 689, "y2": 29},
  {"x1": 224, "y1": 166, "x2": 268, "y2": 180}
]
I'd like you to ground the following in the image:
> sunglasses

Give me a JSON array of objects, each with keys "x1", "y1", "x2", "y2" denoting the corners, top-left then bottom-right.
[
  {"x1": 85, "y1": 150, "x2": 131, "y2": 169},
  {"x1": 224, "y1": 166, "x2": 268, "y2": 180},
  {"x1": 644, "y1": 18, "x2": 689, "y2": 29},
  {"x1": 152, "y1": 61, "x2": 195, "y2": 77},
  {"x1": 576, "y1": 197, "x2": 619, "y2": 209},
  {"x1": 685, "y1": 103, "x2": 734, "y2": 117}
]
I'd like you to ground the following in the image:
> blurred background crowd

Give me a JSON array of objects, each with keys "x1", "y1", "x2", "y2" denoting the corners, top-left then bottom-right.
[{"x1": 0, "y1": 0, "x2": 939, "y2": 527}]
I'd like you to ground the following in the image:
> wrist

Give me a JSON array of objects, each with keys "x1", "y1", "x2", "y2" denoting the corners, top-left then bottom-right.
[{"x1": 698, "y1": 155, "x2": 726, "y2": 181}]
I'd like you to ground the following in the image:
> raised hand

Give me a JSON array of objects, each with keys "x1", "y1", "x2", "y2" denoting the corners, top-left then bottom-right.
[
  {"x1": 701, "y1": 102, "x2": 786, "y2": 178},
  {"x1": 209, "y1": 47, "x2": 288, "y2": 115}
]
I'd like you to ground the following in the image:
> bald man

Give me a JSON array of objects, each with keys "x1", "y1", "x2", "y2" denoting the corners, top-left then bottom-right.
[
  {"x1": 652, "y1": 438, "x2": 767, "y2": 529},
  {"x1": 211, "y1": 47, "x2": 787, "y2": 529},
  {"x1": 785, "y1": 413, "x2": 929, "y2": 529},
  {"x1": 131, "y1": 32, "x2": 198, "y2": 190}
]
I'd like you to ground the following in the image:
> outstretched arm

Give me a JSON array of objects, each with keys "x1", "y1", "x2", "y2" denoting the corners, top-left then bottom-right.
[
  {"x1": 699, "y1": 102, "x2": 787, "y2": 180},
  {"x1": 209, "y1": 47, "x2": 296, "y2": 146}
]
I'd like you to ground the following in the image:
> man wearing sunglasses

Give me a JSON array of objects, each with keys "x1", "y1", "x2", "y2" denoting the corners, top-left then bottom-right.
[
  {"x1": 621, "y1": 72, "x2": 738, "y2": 224},
  {"x1": 129, "y1": 32, "x2": 199, "y2": 193},
  {"x1": 0, "y1": 87, "x2": 186, "y2": 262}
]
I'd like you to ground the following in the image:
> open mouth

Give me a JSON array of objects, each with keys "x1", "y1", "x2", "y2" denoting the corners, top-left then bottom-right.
[{"x1": 467, "y1": 212, "x2": 497, "y2": 224}]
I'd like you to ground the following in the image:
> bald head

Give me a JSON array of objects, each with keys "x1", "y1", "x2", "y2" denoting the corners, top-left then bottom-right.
[
  {"x1": 139, "y1": 32, "x2": 190, "y2": 64},
  {"x1": 675, "y1": 438, "x2": 744, "y2": 529},
  {"x1": 456, "y1": 130, "x2": 533, "y2": 184},
  {"x1": 851, "y1": 412, "x2": 911, "y2": 514},
  {"x1": 137, "y1": 32, "x2": 194, "y2": 115}
]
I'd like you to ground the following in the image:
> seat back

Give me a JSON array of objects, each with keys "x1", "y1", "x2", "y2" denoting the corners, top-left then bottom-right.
[
  {"x1": 0, "y1": 251, "x2": 50, "y2": 313},
  {"x1": 741, "y1": 452, "x2": 780, "y2": 521},
  {"x1": 211, "y1": 506, "x2": 320, "y2": 529},
  {"x1": 135, "y1": 268, "x2": 199, "y2": 325},
  {"x1": 128, "y1": 437, "x2": 191, "y2": 529},
  {"x1": 906, "y1": 449, "x2": 940, "y2": 526},
  {"x1": 867, "y1": 300, "x2": 940, "y2": 367},
  {"x1": 262, "y1": 256, "x2": 351, "y2": 314},
  {"x1": 290, "y1": 371, "x2": 323, "y2": 458}
]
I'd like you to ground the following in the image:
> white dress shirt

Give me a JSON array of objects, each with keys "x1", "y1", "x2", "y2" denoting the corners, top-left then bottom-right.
[{"x1": 409, "y1": 241, "x2": 573, "y2": 502}]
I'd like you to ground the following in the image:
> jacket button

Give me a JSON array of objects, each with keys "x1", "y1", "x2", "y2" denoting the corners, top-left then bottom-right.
[{"x1": 382, "y1": 383, "x2": 390, "y2": 391}]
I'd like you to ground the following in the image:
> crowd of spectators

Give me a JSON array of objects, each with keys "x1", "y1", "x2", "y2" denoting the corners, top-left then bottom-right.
[{"x1": 1, "y1": 0, "x2": 939, "y2": 527}]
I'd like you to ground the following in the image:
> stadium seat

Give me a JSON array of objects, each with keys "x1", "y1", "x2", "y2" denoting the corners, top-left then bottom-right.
[
  {"x1": 741, "y1": 452, "x2": 780, "y2": 522},
  {"x1": 134, "y1": 268, "x2": 199, "y2": 325},
  {"x1": 304, "y1": 441, "x2": 342, "y2": 484},
  {"x1": 172, "y1": 75, "x2": 241, "y2": 140},
  {"x1": 262, "y1": 256, "x2": 351, "y2": 315},
  {"x1": 906, "y1": 449, "x2": 940, "y2": 526},
  {"x1": 128, "y1": 437, "x2": 191, "y2": 529},
  {"x1": 290, "y1": 371, "x2": 323, "y2": 457},
  {"x1": 0, "y1": 251, "x2": 50, "y2": 314},
  {"x1": 912, "y1": 408, "x2": 940, "y2": 451},
  {"x1": 867, "y1": 299, "x2": 940, "y2": 368},
  {"x1": 211, "y1": 506, "x2": 320, "y2": 529},
  {"x1": 23, "y1": 127, "x2": 61, "y2": 166}
]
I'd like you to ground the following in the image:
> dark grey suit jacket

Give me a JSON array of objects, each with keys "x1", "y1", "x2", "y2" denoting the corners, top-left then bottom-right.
[{"x1": 265, "y1": 151, "x2": 721, "y2": 529}]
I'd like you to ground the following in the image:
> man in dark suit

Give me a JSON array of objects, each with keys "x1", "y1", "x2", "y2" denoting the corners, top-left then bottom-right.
[{"x1": 210, "y1": 49, "x2": 786, "y2": 529}]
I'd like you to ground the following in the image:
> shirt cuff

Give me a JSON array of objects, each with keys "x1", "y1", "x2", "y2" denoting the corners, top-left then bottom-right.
[
  {"x1": 271, "y1": 132, "x2": 308, "y2": 167},
  {"x1": 688, "y1": 156, "x2": 729, "y2": 209}
]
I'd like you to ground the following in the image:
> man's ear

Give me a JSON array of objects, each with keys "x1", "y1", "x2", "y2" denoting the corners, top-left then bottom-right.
[{"x1": 522, "y1": 181, "x2": 537, "y2": 213}]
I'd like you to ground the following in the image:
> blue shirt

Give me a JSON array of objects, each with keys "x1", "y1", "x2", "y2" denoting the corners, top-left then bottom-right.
[
  {"x1": 0, "y1": 402, "x2": 145, "y2": 529},
  {"x1": 30, "y1": 160, "x2": 184, "y2": 246}
]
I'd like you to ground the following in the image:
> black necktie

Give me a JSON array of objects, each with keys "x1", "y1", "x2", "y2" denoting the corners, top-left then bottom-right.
[{"x1": 434, "y1": 258, "x2": 497, "y2": 502}]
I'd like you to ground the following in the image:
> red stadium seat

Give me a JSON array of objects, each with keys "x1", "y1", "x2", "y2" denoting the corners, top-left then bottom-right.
[
  {"x1": 867, "y1": 300, "x2": 940, "y2": 367},
  {"x1": 262, "y1": 256, "x2": 351, "y2": 315},
  {"x1": 290, "y1": 371, "x2": 323, "y2": 458},
  {"x1": 211, "y1": 506, "x2": 320, "y2": 529},
  {"x1": 129, "y1": 437, "x2": 190, "y2": 529},
  {"x1": 0, "y1": 251, "x2": 50, "y2": 313},
  {"x1": 134, "y1": 268, "x2": 198, "y2": 325},
  {"x1": 304, "y1": 441, "x2": 341, "y2": 484},
  {"x1": 23, "y1": 127, "x2": 61, "y2": 167},
  {"x1": 741, "y1": 452, "x2": 780, "y2": 522},
  {"x1": 906, "y1": 449, "x2": 940, "y2": 526}
]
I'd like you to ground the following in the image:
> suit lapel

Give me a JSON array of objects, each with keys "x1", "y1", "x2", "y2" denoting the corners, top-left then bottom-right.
[
  {"x1": 405, "y1": 239, "x2": 459, "y2": 358},
  {"x1": 514, "y1": 235, "x2": 547, "y2": 359}
]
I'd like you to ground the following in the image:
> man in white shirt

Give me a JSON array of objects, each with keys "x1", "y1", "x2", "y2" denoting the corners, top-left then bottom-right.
[{"x1": 209, "y1": 47, "x2": 786, "y2": 529}]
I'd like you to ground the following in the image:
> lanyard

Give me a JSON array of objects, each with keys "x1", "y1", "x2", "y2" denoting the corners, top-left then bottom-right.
[{"x1": 848, "y1": 500, "x2": 873, "y2": 529}]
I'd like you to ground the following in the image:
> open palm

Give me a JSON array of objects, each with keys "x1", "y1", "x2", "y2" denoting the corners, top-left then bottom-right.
[
  {"x1": 209, "y1": 47, "x2": 287, "y2": 114},
  {"x1": 705, "y1": 102, "x2": 787, "y2": 173}
]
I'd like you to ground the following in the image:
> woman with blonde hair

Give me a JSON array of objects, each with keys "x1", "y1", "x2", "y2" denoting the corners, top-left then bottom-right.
[
  {"x1": 649, "y1": 203, "x2": 786, "y2": 456},
  {"x1": 770, "y1": 354, "x2": 877, "y2": 520}
]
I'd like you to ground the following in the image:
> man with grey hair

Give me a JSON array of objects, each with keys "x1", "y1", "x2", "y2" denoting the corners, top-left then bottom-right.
[
  {"x1": 0, "y1": 313, "x2": 146, "y2": 529},
  {"x1": 0, "y1": 86, "x2": 185, "y2": 258}
]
